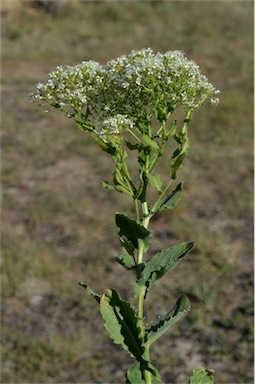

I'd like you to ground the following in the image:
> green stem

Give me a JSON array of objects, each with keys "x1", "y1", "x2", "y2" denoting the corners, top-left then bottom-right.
[
  {"x1": 127, "y1": 127, "x2": 142, "y2": 144},
  {"x1": 137, "y1": 239, "x2": 145, "y2": 266},
  {"x1": 137, "y1": 201, "x2": 152, "y2": 384},
  {"x1": 144, "y1": 352, "x2": 152, "y2": 384},
  {"x1": 134, "y1": 199, "x2": 140, "y2": 222},
  {"x1": 142, "y1": 201, "x2": 149, "y2": 219}
]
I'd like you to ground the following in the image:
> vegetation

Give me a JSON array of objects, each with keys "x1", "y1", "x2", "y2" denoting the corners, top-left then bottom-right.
[{"x1": 1, "y1": 1, "x2": 253, "y2": 383}]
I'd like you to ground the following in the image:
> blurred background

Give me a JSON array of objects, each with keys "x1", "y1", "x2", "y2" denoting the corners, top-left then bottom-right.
[{"x1": 1, "y1": 1, "x2": 253, "y2": 383}]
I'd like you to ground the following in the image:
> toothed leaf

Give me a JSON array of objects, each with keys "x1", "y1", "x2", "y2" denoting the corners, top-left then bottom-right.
[
  {"x1": 116, "y1": 252, "x2": 135, "y2": 270},
  {"x1": 145, "y1": 295, "x2": 190, "y2": 347},
  {"x1": 100, "y1": 289, "x2": 144, "y2": 359},
  {"x1": 79, "y1": 282, "x2": 101, "y2": 303},
  {"x1": 189, "y1": 368, "x2": 215, "y2": 384},
  {"x1": 160, "y1": 181, "x2": 183, "y2": 210},
  {"x1": 135, "y1": 242, "x2": 194, "y2": 298}
]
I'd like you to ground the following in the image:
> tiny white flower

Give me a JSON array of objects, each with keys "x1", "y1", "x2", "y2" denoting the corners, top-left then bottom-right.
[{"x1": 30, "y1": 48, "x2": 219, "y2": 124}]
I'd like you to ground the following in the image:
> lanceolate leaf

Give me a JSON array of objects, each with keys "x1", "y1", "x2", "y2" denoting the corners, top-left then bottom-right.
[
  {"x1": 145, "y1": 294, "x2": 190, "y2": 347},
  {"x1": 135, "y1": 242, "x2": 194, "y2": 297},
  {"x1": 152, "y1": 182, "x2": 184, "y2": 213},
  {"x1": 189, "y1": 368, "x2": 215, "y2": 384},
  {"x1": 159, "y1": 182, "x2": 184, "y2": 211},
  {"x1": 100, "y1": 289, "x2": 144, "y2": 360},
  {"x1": 79, "y1": 282, "x2": 101, "y2": 303},
  {"x1": 116, "y1": 213, "x2": 153, "y2": 251}
]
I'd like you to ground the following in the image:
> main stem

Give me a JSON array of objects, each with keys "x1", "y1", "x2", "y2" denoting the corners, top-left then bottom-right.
[{"x1": 137, "y1": 200, "x2": 152, "y2": 384}]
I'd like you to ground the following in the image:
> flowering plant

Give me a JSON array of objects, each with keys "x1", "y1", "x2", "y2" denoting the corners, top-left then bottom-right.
[{"x1": 30, "y1": 48, "x2": 219, "y2": 384}]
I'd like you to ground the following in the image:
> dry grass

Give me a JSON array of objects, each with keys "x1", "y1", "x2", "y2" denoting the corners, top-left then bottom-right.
[{"x1": 1, "y1": 1, "x2": 253, "y2": 383}]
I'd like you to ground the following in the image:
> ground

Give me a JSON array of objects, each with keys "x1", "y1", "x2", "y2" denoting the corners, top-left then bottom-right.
[{"x1": 1, "y1": 1, "x2": 254, "y2": 383}]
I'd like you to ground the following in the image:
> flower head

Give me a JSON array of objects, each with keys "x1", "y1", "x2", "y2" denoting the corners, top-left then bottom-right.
[{"x1": 30, "y1": 48, "x2": 219, "y2": 133}]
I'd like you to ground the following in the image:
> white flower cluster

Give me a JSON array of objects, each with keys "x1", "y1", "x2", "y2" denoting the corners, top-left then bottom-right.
[
  {"x1": 30, "y1": 48, "x2": 219, "y2": 134},
  {"x1": 98, "y1": 114, "x2": 134, "y2": 142},
  {"x1": 31, "y1": 61, "x2": 104, "y2": 117}
]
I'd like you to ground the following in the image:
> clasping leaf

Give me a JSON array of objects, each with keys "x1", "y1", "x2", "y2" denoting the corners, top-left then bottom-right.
[{"x1": 116, "y1": 213, "x2": 153, "y2": 252}]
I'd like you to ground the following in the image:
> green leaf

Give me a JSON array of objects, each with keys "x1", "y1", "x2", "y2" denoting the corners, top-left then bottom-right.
[
  {"x1": 120, "y1": 237, "x2": 135, "y2": 256},
  {"x1": 79, "y1": 282, "x2": 101, "y2": 303},
  {"x1": 156, "y1": 107, "x2": 167, "y2": 123},
  {"x1": 142, "y1": 135, "x2": 159, "y2": 150},
  {"x1": 126, "y1": 363, "x2": 145, "y2": 384},
  {"x1": 170, "y1": 148, "x2": 186, "y2": 179},
  {"x1": 126, "y1": 141, "x2": 142, "y2": 151},
  {"x1": 113, "y1": 173, "x2": 133, "y2": 196},
  {"x1": 148, "y1": 150, "x2": 158, "y2": 169},
  {"x1": 189, "y1": 368, "x2": 215, "y2": 384},
  {"x1": 135, "y1": 242, "x2": 194, "y2": 297},
  {"x1": 173, "y1": 133, "x2": 182, "y2": 144},
  {"x1": 147, "y1": 173, "x2": 163, "y2": 192},
  {"x1": 138, "y1": 150, "x2": 146, "y2": 166},
  {"x1": 95, "y1": 135, "x2": 119, "y2": 156},
  {"x1": 101, "y1": 181, "x2": 115, "y2": 190},
  {"x1": 116, "y1": 252, "x2": 135, "y2": 270},
  {"x1": 145, "y1": 295, "x2": 190, "y2": 347},
  {"x1": 170, "y1": 132, "x2": 189, "y2": 179},
  {"x1": 154, "y1": 182, "x2": 183, "y2": 213},
  {"x1": 75, "y1": 117, "x2": 94, "y2": 132},
  {"x1": 116, "y1": 213, "x2": 153, "y2": 251},
  {"x1": 151, "y1": 375, "x2": 164, "y2": 384},
  {"x1": 168, "y1": 119, "x2": 177, "y2": 137},
  {"x1": 115, "y1": 184, "x2": 133, "y2": 195},
  {"x1": 126, "y1": 362, "x2": 163, "y2": 384},
  {"x1": 135, "y1": 172, "x2": 148, "y2": 202},
  {"x1": 100, "y1": 289, "x2": 144, "y2": 359}
]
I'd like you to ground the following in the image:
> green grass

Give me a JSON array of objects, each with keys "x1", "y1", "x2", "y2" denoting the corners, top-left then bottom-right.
[{"x1": 1, "y1": 1, "x2": 253, "y2": 383}]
